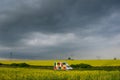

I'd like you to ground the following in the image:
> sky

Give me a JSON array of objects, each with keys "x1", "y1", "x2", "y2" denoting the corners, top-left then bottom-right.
[{"x1": 0, "y1": 0, "x2": 120, "y2": 60}]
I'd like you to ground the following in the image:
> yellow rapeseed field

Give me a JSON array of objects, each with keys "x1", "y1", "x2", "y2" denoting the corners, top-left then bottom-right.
[
  {"x1": 0, "y1": 60, "x2": 120, "y2": 80},
  {"x1": 0, "y1": 67, "x2": 119, "y2": 80},
  {"x1": 0, "y1": 59, "x2": 120, "y2": 66}
]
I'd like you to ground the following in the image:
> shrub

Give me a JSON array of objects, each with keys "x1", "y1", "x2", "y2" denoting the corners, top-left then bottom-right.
[
  {"x1": 10, "y1": 63, "x2": 30, "y2": 67},
  {"x1": 10, "y1": 63, "x2": 19, "y2": 66},
  {"x1": 19, "y1": 63, "x2": 30, "y2": 67},
  {"x1": 0, "y1": 63, "x2": 3, "y2": 65},
  {"x1": 71, "y1": 63, "x2": 92, "y2": 68}
]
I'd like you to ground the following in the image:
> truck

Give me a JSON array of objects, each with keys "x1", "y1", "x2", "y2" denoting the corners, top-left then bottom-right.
[{"x1": 54, "y1": 62, "x2": 73, "y2": 70}]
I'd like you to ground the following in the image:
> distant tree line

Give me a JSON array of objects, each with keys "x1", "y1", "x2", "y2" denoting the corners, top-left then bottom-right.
[
  {"x1": 0, "y1": 62, "x2": 120, "y2": 71},
  {"x1": 70, "y1": 63, "x2": 120, "y2": 71}
]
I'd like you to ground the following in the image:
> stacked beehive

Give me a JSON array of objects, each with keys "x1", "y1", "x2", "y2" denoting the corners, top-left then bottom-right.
[{"x1": 54, "y1": 62, "x2": 67, "y2": 70}]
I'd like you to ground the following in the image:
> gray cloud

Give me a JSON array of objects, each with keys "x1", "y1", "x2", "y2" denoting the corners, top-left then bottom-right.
[{"x1": 0, "y1": 0, "x2": 120, "y2": 59}]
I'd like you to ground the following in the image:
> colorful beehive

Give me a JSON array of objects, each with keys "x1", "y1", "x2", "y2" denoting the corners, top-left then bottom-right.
[{"x1": 54, "y1": 62, "x2": 72, "y2": 70}]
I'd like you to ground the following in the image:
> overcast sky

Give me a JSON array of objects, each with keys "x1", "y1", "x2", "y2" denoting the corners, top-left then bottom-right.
[{"x1": 0, "y1": 0, "x2": 120, "y2": 59}]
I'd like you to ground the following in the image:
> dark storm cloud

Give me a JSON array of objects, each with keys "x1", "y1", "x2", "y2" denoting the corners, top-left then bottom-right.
[
  {"x1": 0, "y1": 0, "x2": 120, "y2": 59},
  {"x1": 0, "y1": 0, "x2": 120, "y2": 46}
]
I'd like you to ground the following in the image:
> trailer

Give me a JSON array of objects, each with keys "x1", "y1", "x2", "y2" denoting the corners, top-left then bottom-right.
[{"x1": 54, "y1": 62, "x2": 73, "y2": 70}]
